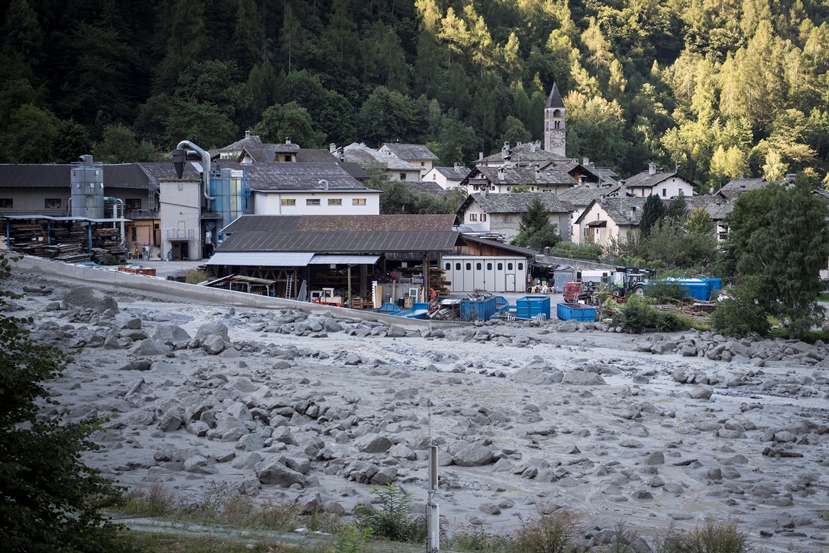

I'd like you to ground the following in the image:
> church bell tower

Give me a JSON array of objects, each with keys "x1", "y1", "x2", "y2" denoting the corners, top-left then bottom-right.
[{"x1": 544, "y1": 81, "x2": 566, "y2": 157}]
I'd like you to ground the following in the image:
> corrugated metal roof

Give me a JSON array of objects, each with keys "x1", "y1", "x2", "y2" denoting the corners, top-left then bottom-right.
[
  {"x1": 310, "y1": 255, "x2": 379, "y2": 264},
  {"x1": 0, "y1": 163, "x2": 153, "y2": 190},
  {"x1": 205, "y1": 252, "x2": 314, "y2": 266},
  {"x1": 216, "y1": 230, "x2": 458, "y2": 254}
]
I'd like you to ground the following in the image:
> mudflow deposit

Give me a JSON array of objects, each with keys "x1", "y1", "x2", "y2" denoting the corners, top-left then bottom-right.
[{"x1": 3, "y1": 268, "x2": 829, "y2": 552}]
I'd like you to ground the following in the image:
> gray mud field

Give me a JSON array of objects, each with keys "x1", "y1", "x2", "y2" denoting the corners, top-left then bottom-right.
[{"x1": 3, "y1": 268, "x2": 829, "y2": 552}]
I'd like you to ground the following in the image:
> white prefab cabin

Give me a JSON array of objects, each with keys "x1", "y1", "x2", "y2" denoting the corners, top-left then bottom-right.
[{"x1": 441, "y1": 256, "x2": 529, "y2": 292}]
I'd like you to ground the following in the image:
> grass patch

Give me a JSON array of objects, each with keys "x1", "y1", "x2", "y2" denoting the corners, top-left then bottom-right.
[
  {"x1": 125, "y1": 531, "x2": 327, "y2": 553},
  {"x1": 817, "y1": 292, "x2": 829, "y2": 302},
  {"x1": 183, "y1": 268, "x2": 213, "y2": 284},
  {"x1": 770, "y1": 328, "x2": 829, "y2": 343}
]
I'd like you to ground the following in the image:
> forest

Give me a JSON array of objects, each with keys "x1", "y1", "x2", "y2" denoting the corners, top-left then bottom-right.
[{"x1": 1, "y1": 0, "x2": 828, "y2": 190}]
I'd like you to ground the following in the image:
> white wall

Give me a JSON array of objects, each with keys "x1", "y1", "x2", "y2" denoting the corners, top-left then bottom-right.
[
  {"x1": 574, "y1": 202, "x2": 631, "y2": 248},
  {"x1": 442, "y1": 256, "x2": 529, "y2": 292},
  {"x1": 424, "y1": 169, "x2": 462, "y2": 190},
  {"x1": 159, "y1": 179, "x2": 202, "y2": 260},
  {"x1": 252, "y1": 191, "x2": 381, "y2": 215},
  {"x1": 631, "y1": 177, "x2": 693, "y2": 199}
]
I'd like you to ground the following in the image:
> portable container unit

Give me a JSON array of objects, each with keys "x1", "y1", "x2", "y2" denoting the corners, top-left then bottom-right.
[
  {"x1": 557, "y1": 303, "x2": 596, "y2": 321},
  {"x1": 553, "y1": 270, "x2": 576, "y2": 293},
  {"x1": 515, "y1": 296, "x2": 551, "y2": 320},
  {"x1": 459, "y1": 296, "x2": 497, "y2": 321},
  {"x1": 442, "y1": 256, "x2": 529, "y2": 293}
]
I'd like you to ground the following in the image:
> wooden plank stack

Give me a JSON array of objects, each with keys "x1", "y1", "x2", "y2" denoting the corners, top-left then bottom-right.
[{"x1": 2, "y1": 219, "x2": 125, "y2": 263}]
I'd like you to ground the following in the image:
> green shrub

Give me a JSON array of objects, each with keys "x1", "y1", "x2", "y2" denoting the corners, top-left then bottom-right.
[
  {"x1": 548, "y1": 242, "x2": 604, "y2": 261},
  {"x1": 710, "y1": 280, "x2": 770, "y2": 338},
  {"x1": 646, "y1": 280, "x2": 689, "y2": 303},
  {"x1": 353, "y1": 483, "x2": 425, "y2": 543},
  {"x1": 331, "y1": 525, "x2": 373, "y2": 553},
  {"x1": 510, "y1": 509, "x2": 579, "y2": 553},
  {"x1": 184, "y1": 268, "x2": 212, "y2": 284},
  {"x1": 613, "y1": 295, "x2": 688, "y2": 333},
  {"x1": 661, "y1": 519, "x2": 748, "y2": 553}
]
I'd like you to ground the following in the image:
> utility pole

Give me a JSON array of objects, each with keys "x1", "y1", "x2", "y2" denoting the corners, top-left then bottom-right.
[{"x1": 426, "y1": 400, "x2": 439, "y2": 553}]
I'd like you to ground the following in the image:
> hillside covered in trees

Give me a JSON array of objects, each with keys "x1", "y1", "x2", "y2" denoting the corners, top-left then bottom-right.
[{"x1": 2, "y1": 0, "x2": 828, "y2": 191}]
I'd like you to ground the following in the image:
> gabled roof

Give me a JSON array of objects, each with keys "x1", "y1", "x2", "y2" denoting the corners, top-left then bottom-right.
[
  {"x1": 685, "y1": 194, "x2": 733, "y2": 220},
  {"x1": 477, "y1": 142, "x2": 568, "y2": 165},
  {"x1": 575, "y1": 197, "x2": 648, "y2": 226},
  {"x1": 556, "y1": 184, "x2": 621, "y2": 206},
  {"x1": 381, "y1": 143, "x2": 438, "y2": 161},
  {"x1": 0, "y1": 163, "x2": 155, "y2": 190},
  {"x1": 342, "y1": 143, "x2": 421, "y2": 171},
  {"x1": 459, "y1": 234, "x2": 537, "y2": 257},
  {"x1": 625, "y1": 169, "x2": 695, "y2": 189},
  {"x1": 460, "y1": 192, "x2": 571, "y2": 215},
  {"x1": 431, "y1": 166, "x2": 472, "y2": 181},
  {"x1": 472, "y1": 165, "x2": 576, "y2": 186},
  {"x1": 405, "y1": 181, "x2": 447, "y2": 196},
  {"x1": 216, "y1": 214, "x2": 459, "y2": 254},
  {"x1": 296, "y1": 149, "x2": 339, "y2": 163},
  {"x1": 140, "y1": 161, "x2": 373, "y2": 193},
  {"x1": 216, "y1": 134, "x2": 297, "y2": 155},
  {"x1": 718, "y1": 177, "x2": 768, "y2": 200}
]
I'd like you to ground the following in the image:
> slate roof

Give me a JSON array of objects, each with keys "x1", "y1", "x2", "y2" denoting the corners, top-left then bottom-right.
[
  {"x1": 217, "y1": 214, "x2": 459, "y2": 254},
  {"x1": 432, "y1": 166, "x2": 472, "y2": 181},
  {"x1": 625, "y1": 169, "x2": 694, "y2": 189},
  {"x1": 0, "y1": 163, "x2": 155, "y2": 190},
  {"x1": 477, "y1": 142, "x2": 568, "y2": 165},
  {"x1": 685, "y1": 194, "x2": 733, "y2": 220},
  {"x1": 545, "y1": 81, "x2": 565, "y2": 109},
  {"x1": 296, "y1": 149, "x2": 339, "y2": 163},
  {"x1": 462, "y1": 192, "x2": 571, "y2": 215},
  {"x1": 216, "y1": 134, "x2": 297, "y2": 155},
  {"x1": 576, "y1": 197, "x2": 648, "y2": 226},
  {"x1": 718, "y1": 177, "x2": 768, "y2": 200},
  {"x1": 556, "y1": 184, "x2": 620, "y2": 206},
  {"x1": 405, "y1": 181, "x2": 447, "y2": 196},
  {"x1": 474, "y1": 165, "x2": 576, "y2": 186},
  {"x1": 381, "y1": 143, "x2": 438, "y2": 161},
  {"x1": 342, "y1": 143, "x2": 421, "y2": 171}
]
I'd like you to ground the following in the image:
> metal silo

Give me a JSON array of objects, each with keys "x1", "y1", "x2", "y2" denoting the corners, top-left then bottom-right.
[{"x1": 70, "y1": 154, "x2": 105, "y2": 218}]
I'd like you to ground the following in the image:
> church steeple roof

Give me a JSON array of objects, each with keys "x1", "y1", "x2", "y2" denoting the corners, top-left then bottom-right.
[{"x1": 545, "y1": 81, "x2": 564, "y2": 109}]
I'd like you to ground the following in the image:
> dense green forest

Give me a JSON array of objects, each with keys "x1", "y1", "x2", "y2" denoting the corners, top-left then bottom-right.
[{"x1": 1, "y1": 0, "x2": 828, "y2": 190}]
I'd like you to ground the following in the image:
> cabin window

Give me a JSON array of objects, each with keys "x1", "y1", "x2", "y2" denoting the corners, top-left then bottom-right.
[
  {"x1": 507, "y1": 263, "x2": 514, "y2": 271},
  {"x1": 497, "y1": 263, "x2": 503, "y2": 270},
  {"x1": 327, "y1": 198, "x2": 342, "y2": 205},
  {"x1": 281, "y1": 199, "x2": 296, "y2": 206},
  {"x1": 306, "y1": 199, "x2": 321, "y2": 206},
  {"x1": 487, "y1": 263, "x2": 492, "y2": 270},
  {"x1": 456, "y1": 263, "x2": 461, "y2": 270},
  {"x1": 466, "y1": 263, "x2": 472, "y2": 270},
  {"x1": 476, "y1": 262, "x2": 482, "y2": 270},
  {"x1": 352, "y1": 198, "x2": 366, "y2": 205},
  {"x1": 518, "y1": 262, "x2": 524, "y2": 270},
  {"x1": 445, "y1": 263, "x2": 450, "y2": 270}
]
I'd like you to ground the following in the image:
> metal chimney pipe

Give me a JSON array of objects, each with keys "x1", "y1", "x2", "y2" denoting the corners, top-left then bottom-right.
[{"x1": 175, "y1": 140, "x2": 215, "y2": 200}]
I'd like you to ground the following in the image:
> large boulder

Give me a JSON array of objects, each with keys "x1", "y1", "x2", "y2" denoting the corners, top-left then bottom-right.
[
  {"x1": 452, "y1": 442, "x2": 494, "y2": 467},
  {"x1": 257, "y1": 458, "x2": 306, "y2": 488},
  {"x1": 195, "y1": 322, "x2": 229, "y2": 343}
]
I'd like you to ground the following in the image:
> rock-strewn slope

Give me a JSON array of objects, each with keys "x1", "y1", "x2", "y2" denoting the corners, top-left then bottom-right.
[{"x1": 4, "y1": 273, "x2": 829, "y2": 552}]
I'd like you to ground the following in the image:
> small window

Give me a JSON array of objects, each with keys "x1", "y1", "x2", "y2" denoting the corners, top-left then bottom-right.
[
  {"x1": 0, "y1": 198, "x2": 12, "y2": 208},
  {"x1": 476, "y1": 262, "x2": 482, "y2": 270},
  {"x1": 662, "y1": 188, "x2": 666, "y2": 197},
  {"x1": 497, "y1": 263, "x2": 503, "y2": 270},
  {"x1": 445, "y1": 262, "x2": 450, "y2": 270},
  {"x1": 281, "y1": 199, "x2": 296, "y2": 206},
  {"x1": 45, "y1": 198, "x2": 62, "y2": 209},
  {"x1": 400, "y1": 173, "x2": 406, "y2": 180},
  {"x1": 130, "y1": 227, "x2": 137, "y2": 241},
  {"x1": 481, "y1": 214, "x2": 487, "y2": 221},
  {"x1": 352, "y1": 198, "x2": 366, "y2": 205},
  {"x1": 469, "y1": 213, "x2": 477, "y2": 222},
  {"x1": 125, "y1": 198, "x2": 141, "y2": 210},
  {"x1": 177, "y1": 183, "x2": 184, "y2": 191},
  {"x1": 487, "y1": 263, "x2": 492, "y2": 270},
  {"x1": 466, "y1": 263, "x2": 472, "y2": 270},
  {"x1": 306, "y1": 199, "x2": 321, "y2": 206},
  {"x1": 518, "y1": 262, "x2": 524, "y2": 270},
  {"x1": 455, "y1": 263, "x2": 461, "y2": 270},
  {"x1": 327, "y1": 198, "x2": 342, "y2": 205},
  {"x1": 507, "y1": 263, "x2": 514, "y2": 271}
]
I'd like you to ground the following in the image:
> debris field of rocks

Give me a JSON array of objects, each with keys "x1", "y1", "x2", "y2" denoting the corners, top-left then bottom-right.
[{"x1": 3, "y1": 270, "x2": 829, "y2": 552}]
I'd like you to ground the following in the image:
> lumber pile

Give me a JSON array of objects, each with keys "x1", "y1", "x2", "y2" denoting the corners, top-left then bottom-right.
[{"x1": 2, "y1": 219, "x2": 125, "y2": 263}]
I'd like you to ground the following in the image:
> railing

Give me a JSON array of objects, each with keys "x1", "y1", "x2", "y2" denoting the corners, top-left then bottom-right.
[
  {"x1": 125, "y1": 209, "x2": 159, "y2": 220},
  {"x1": 166, "y1": 228, "x2": 195, "y2": 240}
]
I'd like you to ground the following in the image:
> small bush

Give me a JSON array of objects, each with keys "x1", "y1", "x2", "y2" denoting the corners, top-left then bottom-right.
[
  {"x1": 661, "y1": 519, "x2": 748, "y2": 553},
  {"x1": 646, "y1": 280, "x2": 689, "y2": 303},
  {"x1": 613, "y1": 295, "x2": 688, "y2": 333},
  {"x1": 710, "y1": 280, "x2": 770, "y2": 338},
  {"x1": 549, "y1": 242, "x2": 605, "y2": 261},
  {"x1": 354, "y1": 483, "x2": 425, "y2": 543},
  {"x1": 184, "y1": 268, "x2": 212, "y2": 284},
  {"x1": 510, "y1": 508, "x2": 579, "y2": 553},
  {"x1": 331, "y1": 525, "x2": 373, "y2": 553}
]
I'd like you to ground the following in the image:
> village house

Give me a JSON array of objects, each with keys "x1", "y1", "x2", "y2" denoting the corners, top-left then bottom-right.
[
  {"x1": 623, "y1": 162, "x2": 695, "y2": 198},
  {"x1": 337, "y1": 142, "x2": 422, "y2": 182},
  {"x1": 460, "y1": 164, "x2": 580, "y2": 195},
  {"x1": 423, "y1": 164, "x2": 472, "y2": 189},
  {"x1": 378, "y1": 143, "x2": 439, "y2": 179},
  {"x1": 456, "y1": 192, "x2": 572, "y2": 243},
  {"x1": 573, "y1": 196, "x2": 648, "y2": 247}
]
